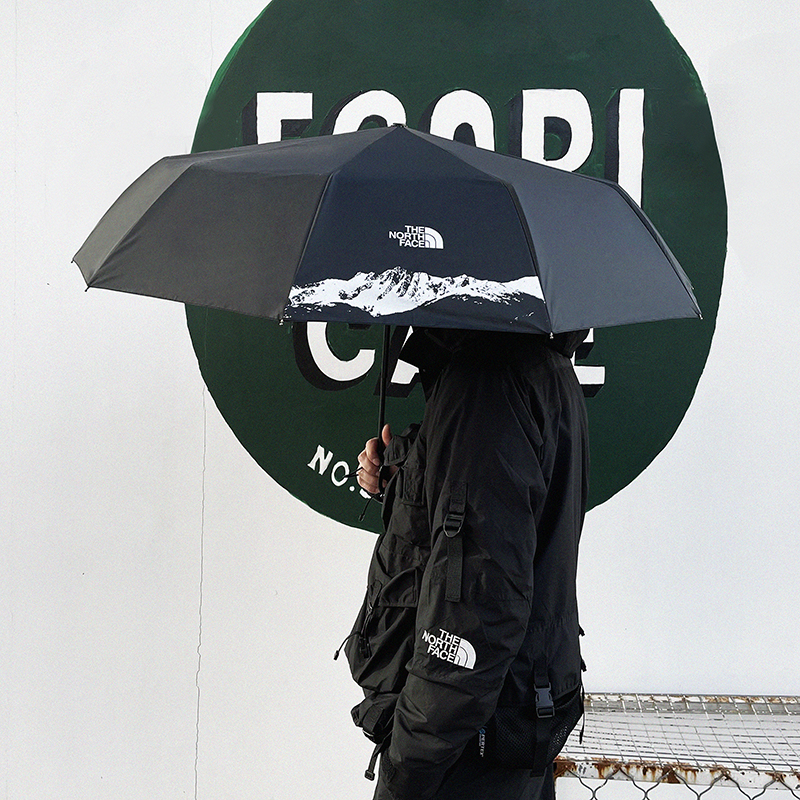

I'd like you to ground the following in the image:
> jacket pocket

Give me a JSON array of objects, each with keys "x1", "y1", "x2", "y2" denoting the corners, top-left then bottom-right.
[
  {"x1": 345, "y1": 534, "x2": 423, "y2": 693},
  {"x1": 351, "y1": 692, "x2": 398, "y2": 744}
]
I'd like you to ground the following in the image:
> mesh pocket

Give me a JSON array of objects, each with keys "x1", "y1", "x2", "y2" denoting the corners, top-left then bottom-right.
[
  {"x1": 479, "y1": 686, "x2": 584, "y2": 771},
  {"x1": 489, "y1": 705, "x2": 540, "y2": 766},
  {"x1": 547, "y1": 687, "x2": 583, "y2": 762}
]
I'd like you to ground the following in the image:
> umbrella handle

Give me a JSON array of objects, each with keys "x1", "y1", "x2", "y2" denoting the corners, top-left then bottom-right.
[
  {"x1": 377, "y1": 325, "x2": 391, "y2": 450},
  {"x1": 375, "y1": 324, "x2": 392, "y2": 488},
  {"x1": 357, "y1": 325, "x2": 393, "y2": 522}
]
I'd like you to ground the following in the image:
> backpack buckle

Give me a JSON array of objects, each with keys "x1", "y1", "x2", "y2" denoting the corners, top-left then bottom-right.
[
  {"x1": 535, "y1": 684, "x2": 555, "y2": 718},
  {"x1": 443, "y1": 513, "x2": 464, "y2": 538}
]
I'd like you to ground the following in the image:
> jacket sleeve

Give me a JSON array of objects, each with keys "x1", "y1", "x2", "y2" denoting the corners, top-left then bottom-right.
[{"x1": 381, "y1": 353, "x2": 548, "y2": 800}]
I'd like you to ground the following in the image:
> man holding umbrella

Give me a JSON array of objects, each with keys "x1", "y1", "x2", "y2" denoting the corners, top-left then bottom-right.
[
  {"x1": 75, "y1": 124, "x2": 700, "y2": 798},
  {"x1": 349, "y1": 325, "x2": 590, "y2": 800}
]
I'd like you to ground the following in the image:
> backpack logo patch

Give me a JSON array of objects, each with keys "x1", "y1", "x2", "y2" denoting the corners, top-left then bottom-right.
[{"x1": 421, "y1": 628, "x2": 476, "y2": 669}]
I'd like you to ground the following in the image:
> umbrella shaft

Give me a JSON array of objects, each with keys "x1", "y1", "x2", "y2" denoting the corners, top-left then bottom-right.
[{"x1": 377, "y1": 325, "x2": 391, "y2": 452}]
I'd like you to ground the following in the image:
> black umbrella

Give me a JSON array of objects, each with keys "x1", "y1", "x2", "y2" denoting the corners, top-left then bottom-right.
[{"x1": 74, "y1": 125, "x2": 700, "y2": 438}]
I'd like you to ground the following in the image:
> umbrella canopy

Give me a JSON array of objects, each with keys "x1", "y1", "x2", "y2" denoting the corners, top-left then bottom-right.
[{"x1": 74, "y1": 125, "x2": 700, "y2": 335}]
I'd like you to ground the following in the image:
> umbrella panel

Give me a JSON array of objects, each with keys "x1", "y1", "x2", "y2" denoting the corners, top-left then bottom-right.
[
  {"x1": 407, "y1": 130, "x2": 700, "y2": 331},
  {"x1": 285, "y1": 128, "x2": 551, "y2": 333},
  {"x1": 287, "y1": 172, "x2": 549, "y2": 332},
  {"x1": 83, "y1": 169, "x2": 329, "y2": 319}
]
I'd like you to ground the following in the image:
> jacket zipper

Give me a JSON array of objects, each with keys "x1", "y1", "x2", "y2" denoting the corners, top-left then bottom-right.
[{"x1": 359, "y1": 600, "x2": 375, "y2": 658}]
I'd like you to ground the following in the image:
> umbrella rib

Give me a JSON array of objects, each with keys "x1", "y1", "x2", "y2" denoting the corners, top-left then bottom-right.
[
  {"x1": 500, "y1": 181, "x2": 554, "y2": 333},
  {"x1": 280, "y1": 171, "x2": 336, "y2": 319},
  {"x1": 279, "y1": 127, "x2": 400, "y2": 318}
]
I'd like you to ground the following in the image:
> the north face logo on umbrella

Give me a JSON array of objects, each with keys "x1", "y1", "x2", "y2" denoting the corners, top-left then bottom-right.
[
  {"x1": 422, "y1": 628, "x2": 476, "y2": 669},
  {"x1": 388, "y1": 225, "x2": 444, "y2": 248}
]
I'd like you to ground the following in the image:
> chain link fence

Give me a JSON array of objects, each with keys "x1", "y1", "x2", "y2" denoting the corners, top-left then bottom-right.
[{"x1": 554, "y1": 695, "x2": 800, "y2": 800}]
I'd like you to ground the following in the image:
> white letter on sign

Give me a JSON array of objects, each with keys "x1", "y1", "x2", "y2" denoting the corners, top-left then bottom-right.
[
  {"x1": 428, "y1": 90, "x2": 495, "y2": 150},
  {"x1": 331, "y1": 90, "x2": 406, "y2": 134},
  {"x1": 307, "y1": 445, "x2": 334, "y2": 475},
  {"x1": 256, "y1": 92, "x2": 313, "y2": 143},
  {"x1": 520, "y1": 88, "x2": 593, "y2": 172},
  {"x1": 618, "y1": 88, "x2": 644, "y2": 205},
  {"x1": 306, "y1": 322, "x2": 375, "y2": 383},
  {"x1": 331, "y1": 461, "x2": 351, "y2": 487}
]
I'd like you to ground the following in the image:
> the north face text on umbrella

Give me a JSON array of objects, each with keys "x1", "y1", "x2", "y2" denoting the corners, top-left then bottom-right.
[{"x1": 388, "y1": 226, "x2": 444, "y2": 248}]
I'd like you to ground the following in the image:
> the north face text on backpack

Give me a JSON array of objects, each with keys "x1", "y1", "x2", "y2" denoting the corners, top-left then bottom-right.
[{"x1": 421, "y1": 628, "x2": 476, "y2": 669}]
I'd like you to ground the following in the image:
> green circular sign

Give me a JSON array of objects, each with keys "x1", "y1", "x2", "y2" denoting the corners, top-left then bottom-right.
[{"x1": 188, "y1": 0, "x2": 726, "y2": 531}]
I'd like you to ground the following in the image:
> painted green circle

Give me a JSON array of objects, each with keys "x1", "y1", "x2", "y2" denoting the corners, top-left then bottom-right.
[{"x1": 188, "y1": 0, "x2": 726, "y2": 531}]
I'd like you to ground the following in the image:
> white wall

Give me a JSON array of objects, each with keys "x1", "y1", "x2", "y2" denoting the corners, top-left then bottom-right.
[
  {"x1": 1, "y1": 1, "x2": 798, "y2": 797},
  {"x1": 578, "y1": 0, "x2": 800, "y2": 693}
]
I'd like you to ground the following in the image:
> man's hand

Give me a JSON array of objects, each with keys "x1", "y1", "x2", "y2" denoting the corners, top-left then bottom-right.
[{"x1": 357, "y1": 424, "x2": 395, "y2": 495}]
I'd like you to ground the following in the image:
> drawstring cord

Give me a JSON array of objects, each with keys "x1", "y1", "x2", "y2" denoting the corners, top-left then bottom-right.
[
  {"x1": 333, "y1": 631, "x2": 358, "y2": 660},
  {"x1": 365, "y1": 737, "x2": 389, "y2": 781}
]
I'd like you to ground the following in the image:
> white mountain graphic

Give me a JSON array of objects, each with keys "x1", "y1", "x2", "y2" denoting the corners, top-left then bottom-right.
[{"x1": 287, "y1": 266, "x2": 544, "y2": 317}]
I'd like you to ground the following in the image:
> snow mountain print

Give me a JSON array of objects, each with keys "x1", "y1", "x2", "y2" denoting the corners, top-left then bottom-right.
[{"x1": 286, "y1": 266, "x2": 544, "y2": 317}]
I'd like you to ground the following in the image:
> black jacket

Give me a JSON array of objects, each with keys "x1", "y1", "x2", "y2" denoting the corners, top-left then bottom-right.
[{"x1": 346, "y1": 329, "x2": 589, "y2": 800}]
